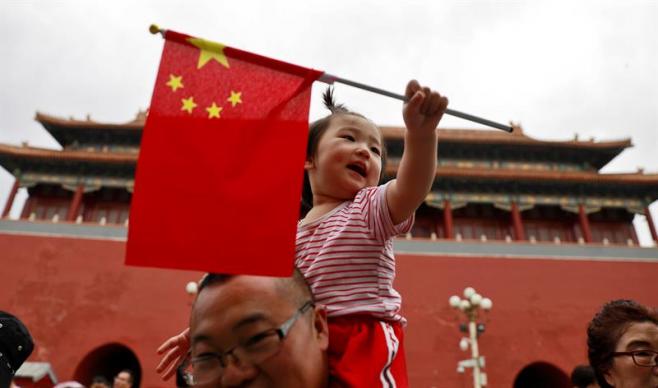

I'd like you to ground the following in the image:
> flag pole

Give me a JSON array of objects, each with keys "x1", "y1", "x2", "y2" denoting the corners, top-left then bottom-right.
[
  {"x1": 149, "y1": 24, "x2": 512, "y2": 133},
  {"x1": 319, "y1": 74, "x2": 512, "y2": 133}
]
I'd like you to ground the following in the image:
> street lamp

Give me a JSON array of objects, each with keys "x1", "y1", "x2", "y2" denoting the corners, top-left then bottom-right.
[{"x1": 449, "y1": 286, "x2": 493, "y2": 388}]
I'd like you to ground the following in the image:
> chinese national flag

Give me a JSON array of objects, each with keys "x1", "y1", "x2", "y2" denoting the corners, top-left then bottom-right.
[{"x1": 126, "y1": 30, "x2": 322, "y2": 276}]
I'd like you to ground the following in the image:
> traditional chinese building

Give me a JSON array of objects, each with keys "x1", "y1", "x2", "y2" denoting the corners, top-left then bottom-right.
[{"x1": 1, "y1": 112, "x2": 658, "y2": 387}]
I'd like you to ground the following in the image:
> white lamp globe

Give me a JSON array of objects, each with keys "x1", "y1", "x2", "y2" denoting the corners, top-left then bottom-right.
[
  {"x1": 459, "y1": 337, "x2": 469, "y2": 351},
  {"x1": 470, "y1": 293, "x2": 482, "y2": 306},
  {"x1": 481, "y1": 298, "x2": 493, "y2": 310},
  {"x1": 185, "y1": 281, "x2": 198, "y2": 295},
  {"x1": 459, "y1": 299, "x2": 471, "y2": 311},
  {"x1": 449, "y1": 295, "x2": 461, "y2": 308},
  {"x1": 463, "y1": 287, "x2": 476, "y2": 298}
]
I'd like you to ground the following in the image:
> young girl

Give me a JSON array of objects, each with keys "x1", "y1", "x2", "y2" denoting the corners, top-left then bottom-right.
[
  {"x1": 156, "y1": 80, "x2": 448, "y2": 387},
  {"x1": 297, "y1": 80, "x2": 448, "y2": 387}
]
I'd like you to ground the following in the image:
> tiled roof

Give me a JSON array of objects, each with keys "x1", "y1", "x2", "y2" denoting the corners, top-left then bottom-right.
[
  {"x1": 0, "y1": 143, "x2": 136, "y2": 163},
  {"x1": 381, "y1": 125, "x2": 632, "y2": 150}
]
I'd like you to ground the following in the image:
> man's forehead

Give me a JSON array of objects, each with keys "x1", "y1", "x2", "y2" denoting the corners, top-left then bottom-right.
[{"x1": 190, "y1": 276, "x2": 291, "y2": 340}]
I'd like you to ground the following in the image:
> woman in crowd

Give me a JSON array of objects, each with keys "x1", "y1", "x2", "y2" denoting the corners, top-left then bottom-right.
[{"x1": 587, "y1": 299, "x2": 658, "y2": 387}]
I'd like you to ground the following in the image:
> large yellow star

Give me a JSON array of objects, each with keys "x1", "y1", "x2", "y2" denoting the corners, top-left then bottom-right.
[
  {"x1": 206, "y1": 102, "x2": 223, "y2": 119},
  {"x1": 187, "y1": 37, "x2": 230, "y2": 69},
  {"x1": 166, "y1": 74, "x2": 184, "y2": 92},
  {"x1": 181, "y1": 97, "x2": 197, "y2": 114},
  {"x1": 227, "y1": 91, "x2": 242, "y2": 107}
]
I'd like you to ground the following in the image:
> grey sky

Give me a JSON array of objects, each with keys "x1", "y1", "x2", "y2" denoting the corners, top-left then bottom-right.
[{"x1": 1, "y1": 0, "x2": 656, "y2": 243}]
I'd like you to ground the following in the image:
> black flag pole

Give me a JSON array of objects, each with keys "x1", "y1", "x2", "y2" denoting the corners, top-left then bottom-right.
[
  {"x1": 149, "y1": 24, "x2": 512, "y2": 133},
  {"x1": 319, "y1": 73, "x2": 513, "y2": 133}
]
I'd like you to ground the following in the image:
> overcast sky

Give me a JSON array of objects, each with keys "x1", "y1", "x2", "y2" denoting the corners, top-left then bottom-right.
[{"x1": 1, "y1": 0, "x2": 656, "y2": 244}]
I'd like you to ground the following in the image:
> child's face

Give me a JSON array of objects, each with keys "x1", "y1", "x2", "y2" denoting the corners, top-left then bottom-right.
[{"x1": 306, "y1": 114, "x2": 383, "y2": 201}]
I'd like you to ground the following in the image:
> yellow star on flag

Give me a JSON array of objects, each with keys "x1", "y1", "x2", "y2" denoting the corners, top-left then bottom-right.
[
  {"x1": 206, "y1": 102, "x2": 223, "y2": 119},
  {"x1": 227, "y1": 91, "x2": 242, "y2": 107},
  {"x1": 166, "y1": 74, "x2": 184, "y2": 92},
  {"x1": 181, "y1": 97, "x2": 198, "y2": 114},
  {"x1": 187, "y1": 37, "x2": 230, "y2": 69}
]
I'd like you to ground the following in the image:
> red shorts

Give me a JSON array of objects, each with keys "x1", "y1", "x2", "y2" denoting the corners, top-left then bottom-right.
[{"x1": 327, "y1": 316, "x2": 408, "y2": 388}]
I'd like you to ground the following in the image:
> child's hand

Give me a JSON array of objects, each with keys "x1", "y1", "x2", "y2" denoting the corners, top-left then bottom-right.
[
  {"x1": 156, "y1": 327, "x2": 191, "y2": 381},
  {"x1": 402, "y1": 80, "x2": 448, "y2": 137}
]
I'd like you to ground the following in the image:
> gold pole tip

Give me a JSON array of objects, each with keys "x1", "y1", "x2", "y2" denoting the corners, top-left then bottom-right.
[{"x1": 149, "y1": 24, "x2": 161, "y2": 35}]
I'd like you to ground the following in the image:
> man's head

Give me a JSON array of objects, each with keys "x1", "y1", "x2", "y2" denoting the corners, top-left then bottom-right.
[
  {"x1": 188, "y1": 269, "x2": 329, "y2": 387},
  {"x1": 113, "y1": 369, "x2": 134, "y2": 388},
  {"x1": 90, "y1": 375, "x2": 111, "y2": 388},
  {"x1": 570, "y1": 365, "x2": 599, "y2": 388}
]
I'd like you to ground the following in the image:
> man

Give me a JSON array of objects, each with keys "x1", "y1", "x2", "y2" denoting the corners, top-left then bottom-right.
[
  {"x1": 182, "y1": 270, "x2": 329, "y2": 387},
  {"x1": 112, "y1": 370, "x2": 134, "y2": 388}
]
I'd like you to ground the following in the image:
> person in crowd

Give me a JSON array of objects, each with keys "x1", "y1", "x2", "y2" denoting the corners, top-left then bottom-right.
[
  {"x1": 112, "y1": 369, "x2": 134, "y2": 388},
  {"x1": 0, "y1": 311, "x2": 34, "y2": 388},
  {"x1": 90, "y1": 375, "x2": 111, "y2": 388},
  {"x1": 570, "y1": 364, "x2": 599, "y2": 388},
  {"x1": 587, "y1": 299, "x2": 658, "y2": 387},
  {"x1": 161, "y1": 269, "x2": 329, "y2": 387}
]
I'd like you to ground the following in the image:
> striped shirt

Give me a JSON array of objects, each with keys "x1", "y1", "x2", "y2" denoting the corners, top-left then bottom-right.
[{"x1": 296, "y1": 183, "x2": 413, "y2": 322}]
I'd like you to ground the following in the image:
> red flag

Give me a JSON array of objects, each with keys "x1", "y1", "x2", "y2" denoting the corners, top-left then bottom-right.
[{"x1": 126, "y1": 30, "x2": 323, "y2": 276}]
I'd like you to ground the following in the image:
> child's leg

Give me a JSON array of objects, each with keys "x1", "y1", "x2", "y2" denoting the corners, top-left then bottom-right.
[{"x1": 328, "y1": 316, "x2": 408, "y2": 388}]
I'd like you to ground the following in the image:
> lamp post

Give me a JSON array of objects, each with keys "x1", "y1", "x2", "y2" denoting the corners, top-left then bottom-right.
[{"x1": 449, "y1": 287, "x2": 493, "y2": 388}]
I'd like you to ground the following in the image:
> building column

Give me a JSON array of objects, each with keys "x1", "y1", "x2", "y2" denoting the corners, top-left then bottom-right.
[
  {"x1": 645, "y1": 207, "x2": 658, "y2": 244},
  {"x1": 511, "y1": 201, "x2": 525, "y2": 241},
  {"x1": 2, "y1": 179, "x2": 20, "y2": 218},
  {"x1": 578, "y1": 204, "x2": 593, "y2": 243},
  {"x1": 66, "y1": 185, "x2": 84, "y2": 221},
  {"x1": 443, "y1": 200, "x2": 454, "y2": 239}
]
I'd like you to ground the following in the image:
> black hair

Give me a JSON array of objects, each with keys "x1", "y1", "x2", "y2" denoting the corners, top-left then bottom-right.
[
  {"x1": 91, "y1": 375, "x2": 111, "y2": 387},
  {"x1": 198, "y1": 268, "x2": 314, "y2": 306},
  {"x1": 570, "y1": 365, "x2": 596, "y2": 388},
  {"x1": 301, "y1": 87, "x2": 387, "y2": 217},
  {"x1": 587, "y1": 299, "x2": 658, "y2": 387}
]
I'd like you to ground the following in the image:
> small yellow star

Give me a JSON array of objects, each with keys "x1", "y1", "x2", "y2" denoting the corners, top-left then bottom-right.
[
  {"x1": 166, "y1": 74, "x2": 184, "y2": 92},
  {"x1": 187, "y1": 37, "x2": 230, "y2": 69},
  {"x1": 206, "y1": 102, "x2": 223, "y2": 119},
  {"x1": 181, "y1": 97, "x2": 197, "y2": 114},
  {"x1": 227, "y1": 91, "x2": 242, "y2": 107}
]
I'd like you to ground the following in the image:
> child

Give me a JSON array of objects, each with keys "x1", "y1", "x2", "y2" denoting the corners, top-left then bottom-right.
[
  {"x1": 297, "y1": 80, "x2": 448, "y2": 387},
  {"x1": 156, "y1": 80, "x2": 448, "y2": 387}
]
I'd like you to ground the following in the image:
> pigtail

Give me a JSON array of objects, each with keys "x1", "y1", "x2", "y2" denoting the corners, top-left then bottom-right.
[{"x1": 323, "y1": 87, "x2": 349, "y2": 114}]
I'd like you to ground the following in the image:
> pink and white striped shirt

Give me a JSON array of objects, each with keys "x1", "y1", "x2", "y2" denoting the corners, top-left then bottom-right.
[{"x1": 296, "y1": 183, "x2": 413, "y2": 322}]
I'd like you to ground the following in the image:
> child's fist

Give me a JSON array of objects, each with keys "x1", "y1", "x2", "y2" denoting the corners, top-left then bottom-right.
[{"x1": 403, "y1": 80, "x2": 448, "y2": 136}]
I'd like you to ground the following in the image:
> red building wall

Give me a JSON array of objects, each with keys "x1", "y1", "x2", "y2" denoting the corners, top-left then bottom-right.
[{"x1": 1, "y1": 233, "x2": 657, "y2": 387}]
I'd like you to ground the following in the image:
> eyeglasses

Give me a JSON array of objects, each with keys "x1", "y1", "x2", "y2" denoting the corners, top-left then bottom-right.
[
  {"x1": 180, "y1": 301, "x2": 315, "y2": 386},
  {"x1": 611, "y1": 350, "x2": 658, "y2": 367}
]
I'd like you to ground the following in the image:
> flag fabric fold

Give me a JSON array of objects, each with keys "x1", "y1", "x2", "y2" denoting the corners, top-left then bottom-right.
[{"x1": 126, "y1": 30, "x2": 323, "y2": 276}]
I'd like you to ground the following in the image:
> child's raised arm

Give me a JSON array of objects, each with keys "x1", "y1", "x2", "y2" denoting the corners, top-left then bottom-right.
[{"x1": 386, "y1": 80, "x2": 448, "y2": 224}]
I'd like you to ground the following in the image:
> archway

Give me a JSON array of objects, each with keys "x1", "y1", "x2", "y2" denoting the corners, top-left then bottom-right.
[
  {"x1": 73, "y1": 343, "x2": 141, "y2": 387},
  {"x1": 513, "y1": 361, "x2": 571, "y2": 388}
]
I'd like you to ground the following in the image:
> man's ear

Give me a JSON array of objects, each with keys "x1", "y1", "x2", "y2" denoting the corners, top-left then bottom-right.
[{"x1": 313, "y1": 305, "x2": 329, "y2": 350}]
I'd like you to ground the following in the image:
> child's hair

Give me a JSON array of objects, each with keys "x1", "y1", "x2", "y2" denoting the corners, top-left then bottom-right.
[{"x1": 300, "y1": 87, "x2": 387, "y2": 217}]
